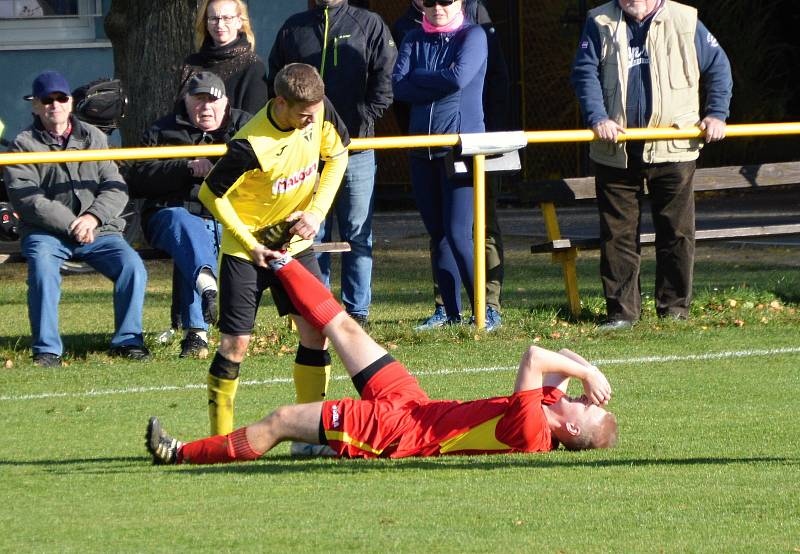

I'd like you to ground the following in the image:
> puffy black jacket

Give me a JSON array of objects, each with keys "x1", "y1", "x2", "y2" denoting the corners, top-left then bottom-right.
[
  {"x1": 267, "y1": 1, "x2": 396, "y2": 139},
  {"x1": 125, "y1": 105, "x2": 251, "y2": 228}
]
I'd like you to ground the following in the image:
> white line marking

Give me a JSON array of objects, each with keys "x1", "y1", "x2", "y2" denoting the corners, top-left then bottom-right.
[{"x1": 2, "y1": 347, "x2": 799, "y2": 402}]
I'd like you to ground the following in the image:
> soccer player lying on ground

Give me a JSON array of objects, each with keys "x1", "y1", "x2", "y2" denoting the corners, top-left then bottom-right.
[{"x1": 146, "y1": 255, "x2": 618, "y2": 464}]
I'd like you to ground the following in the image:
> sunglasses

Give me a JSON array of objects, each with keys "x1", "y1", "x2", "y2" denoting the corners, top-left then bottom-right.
[
  {"x1": 39, "y1": 95, "x2": 70, "y2": 105},
  {"x1": 422, "y1": 0, "x2": 456, "y2": 7}
]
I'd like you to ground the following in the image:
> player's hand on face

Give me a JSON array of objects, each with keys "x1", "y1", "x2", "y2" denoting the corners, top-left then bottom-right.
[
  {"x1": 593, "y1": 118, "x2": 625, "y2": 143},
  {"x1": 286, "y1": 211, "x2": 321, "y2": 240},
  {"x1": 582, "y1": 366, "x2": 612, "y2": 406},
  {"x1": 250, "y1": 244, "x2": 284, "y2": 268},
  {"x1": 698, "y1": 116, "x2": 726, "y2": 143}
]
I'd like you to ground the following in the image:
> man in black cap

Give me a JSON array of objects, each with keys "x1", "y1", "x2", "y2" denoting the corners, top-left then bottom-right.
[
  {"x1": 126, "y1": 72, "x2": 252, "y2": 358},
  {"x1": 3, "y1": 70, "x2": 149, "y2": 367}
]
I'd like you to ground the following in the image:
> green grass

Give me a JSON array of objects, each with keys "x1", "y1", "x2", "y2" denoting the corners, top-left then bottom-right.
[{"x1": 1, "y1": 241, "x2": 799, "y2": 552}]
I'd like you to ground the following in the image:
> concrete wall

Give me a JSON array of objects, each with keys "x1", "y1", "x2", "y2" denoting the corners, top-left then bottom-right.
[{"x1": 0, "y1": 0, "x2": 305, "y2": 144}]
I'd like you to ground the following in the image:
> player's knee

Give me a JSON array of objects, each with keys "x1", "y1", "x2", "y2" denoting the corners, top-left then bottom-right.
[{"x1": 219, "y1": 334, "x2": 250, "y2": 361}]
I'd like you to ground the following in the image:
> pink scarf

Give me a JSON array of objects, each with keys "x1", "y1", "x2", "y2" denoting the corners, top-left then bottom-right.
[{"x1": 422, "y1": 10, "x2": 464, "y2": 34}]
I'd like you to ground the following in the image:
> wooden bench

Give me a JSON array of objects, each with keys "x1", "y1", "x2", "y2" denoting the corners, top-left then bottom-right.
[{"x1": 527, "y1": 161, "x2": 800, "y2": 317}]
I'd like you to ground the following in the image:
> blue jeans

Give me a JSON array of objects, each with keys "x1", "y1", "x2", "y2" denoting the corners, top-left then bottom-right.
[
  {"x1": 316, "y1": 149, "x2": 376, "y2": 317},
  {"x1": 21, "y1": 232, "x2": 147, "y2": 356},
  {"x1": 410, "y1": 156, "x2": 475, "y2": 318},
  {"x1": 145, "y1": 208, "x2": 220, "y2": 331}
]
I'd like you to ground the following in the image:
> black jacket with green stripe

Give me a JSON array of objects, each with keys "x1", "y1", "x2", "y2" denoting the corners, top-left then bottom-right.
[{"x1": 267, "y1": 1, "x2": 397, "y2": 139}]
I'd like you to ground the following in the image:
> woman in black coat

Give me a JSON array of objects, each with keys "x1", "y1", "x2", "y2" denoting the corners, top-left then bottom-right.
[{"x1": 179, "y1": 0, "x2": 268, "y2": 114}]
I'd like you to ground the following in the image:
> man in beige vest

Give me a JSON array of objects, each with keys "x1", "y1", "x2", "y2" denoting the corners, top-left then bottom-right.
[{"x1": 571, "y1": 0, "x2": 732, "y2": 329}]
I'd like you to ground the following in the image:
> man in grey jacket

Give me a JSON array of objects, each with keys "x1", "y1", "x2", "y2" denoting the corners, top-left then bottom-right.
[{"x1": 3, "y1": 71, "x2": 149, "y2": 367}]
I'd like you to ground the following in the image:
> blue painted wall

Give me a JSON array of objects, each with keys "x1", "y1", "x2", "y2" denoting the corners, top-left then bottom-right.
[{"x1": 0, "y1": 0, "x2": 305, "y2": 144}]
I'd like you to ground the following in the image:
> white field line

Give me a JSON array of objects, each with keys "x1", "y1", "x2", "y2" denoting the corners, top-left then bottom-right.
[{"x1": 1, "y1": 346, "x2": 799, "y2": 402}]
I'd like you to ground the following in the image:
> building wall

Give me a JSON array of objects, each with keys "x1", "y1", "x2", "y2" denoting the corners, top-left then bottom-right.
[{"x1": 0, "y1": 0, "x2": 305, "y2": 143}]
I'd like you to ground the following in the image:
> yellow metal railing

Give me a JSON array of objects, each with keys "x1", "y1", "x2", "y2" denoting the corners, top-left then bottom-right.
[{"x1": 3, "y1": 122, "x2": 800, "y2": 328}]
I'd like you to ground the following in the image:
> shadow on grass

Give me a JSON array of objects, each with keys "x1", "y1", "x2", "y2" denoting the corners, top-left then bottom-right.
[
  {"x1": 2, "y1": 455, "x2": 796, "y2": 475},
  {"x1": 0, "y1": 333, "x2": 114, "y2": 359}
]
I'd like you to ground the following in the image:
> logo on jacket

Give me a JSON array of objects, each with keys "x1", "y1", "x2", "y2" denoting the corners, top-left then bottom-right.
[
  {"x1": 628, "y1": 45, "x2": 649, "y2": 68},
  {"x1": 271, "y1": 162, "x2": 318, "y2": 195}
]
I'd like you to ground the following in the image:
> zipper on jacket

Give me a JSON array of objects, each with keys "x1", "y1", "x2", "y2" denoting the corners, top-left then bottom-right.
[
  {"x1": 427, "y1": 101, "x2": 435, "y2": 160},
  {"x1": 320, "y1": 7, "x2": 331, "y2": 78}
]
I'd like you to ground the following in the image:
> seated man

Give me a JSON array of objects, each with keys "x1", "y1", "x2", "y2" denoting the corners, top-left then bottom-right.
[
  {"x1": 146, "y1": 254, "x2": 617, "y2": 464},
  {"x1": 3, "y1": 71, "x2": 149, "y2": 367},
  {"x1": 126, "y1": 72, "x2": 251, "y2": 358}
]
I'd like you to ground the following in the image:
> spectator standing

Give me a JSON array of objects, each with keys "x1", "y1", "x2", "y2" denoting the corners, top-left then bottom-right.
[
  {"x1": 180, "y1": 0, "x2": 268, "y2": 114},
  {"x1": 392, "y1": 0, "x2": 488, "y2": 326},
  {"x1": 571, "y1": 0, "x2": 732, "y2": 329},
  {"x1": 267, "y1": 0, "x2": 397, "y2": 326},
  {"x1": 3, "y1": 71, "x2": 149, "y2": 367},
  {"x1": 126, "y1": 73, "x2": 251, "y2": 358},
  {"x1": 393, "y1": 0, "x2": 509, "y2": 331}
]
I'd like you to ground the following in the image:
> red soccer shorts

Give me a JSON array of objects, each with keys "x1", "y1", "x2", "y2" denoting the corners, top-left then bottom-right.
[{"x1": 321, "y1": 360, "x2": 428, "y2": 458}]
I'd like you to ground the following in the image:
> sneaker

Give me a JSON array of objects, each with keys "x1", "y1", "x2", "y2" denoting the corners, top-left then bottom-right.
[
  {"x1": 290, "y1": 441, "x2": 337, "y2": 457},
  {"x1": 145, "y1": 416, "x2": 183, "y2": 465},
  {"x1": 415, "y1": 305, "x2": 448, "y2": 331},
  {"x1": 33, "y1": 352, "x2": 62, "y2": 368},
  {"x1": 109, "y1": 344, "x2": 151, "y2": 361},
  {"x1": 598, "y1": 319, "x2": 635, "y2": 332},
  {"x1": 350, "y1": 313, "x2": 369, "y2": 329},
  {"x1": 179, "y1": 332, "x2": 209, "y2": 359},
  {"x1": 201, "y1": 289, "x2": 218, "y2": 325},
  {"x1": 485, "y1": 307, "x2": 502, "y2": 332}
]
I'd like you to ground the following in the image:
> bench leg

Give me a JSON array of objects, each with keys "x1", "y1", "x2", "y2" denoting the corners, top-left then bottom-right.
[
  {"x1": 553, "y1": 248, "x2": 580, "y2": 318},
  {"x1": 540, "y1": 202, "x2": 582, "y2": 318}
]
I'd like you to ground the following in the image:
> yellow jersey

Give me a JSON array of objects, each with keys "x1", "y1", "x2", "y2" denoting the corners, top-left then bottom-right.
[{"x1": 199, "y1": 96, "x2": 349, "y2": 259}]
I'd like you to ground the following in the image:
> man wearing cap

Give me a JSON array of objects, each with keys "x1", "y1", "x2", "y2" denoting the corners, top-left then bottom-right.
[
  {"x1": 3, "y1": 71, "x2": 149, "y2": 367},
  {"x1": 126, "y1": 72, "x2": 251, "y2": 358}
]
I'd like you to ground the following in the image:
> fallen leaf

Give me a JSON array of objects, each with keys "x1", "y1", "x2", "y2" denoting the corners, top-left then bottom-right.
[{"x1": 3, "y1": 359, "x2": 12, "y2": 369}]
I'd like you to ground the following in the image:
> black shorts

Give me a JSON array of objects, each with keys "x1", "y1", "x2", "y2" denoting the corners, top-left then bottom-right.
[{"x1": 217, "y1": 248, "x2": 323, "y2": 336}]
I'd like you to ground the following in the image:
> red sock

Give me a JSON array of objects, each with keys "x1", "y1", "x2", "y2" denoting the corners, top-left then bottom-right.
[
  {"x1": 273, "y1": 259, "x2": 343, "y2": 331},
  {"x1": 179, "y1": 427, "x2": 262, "y2": 465}
]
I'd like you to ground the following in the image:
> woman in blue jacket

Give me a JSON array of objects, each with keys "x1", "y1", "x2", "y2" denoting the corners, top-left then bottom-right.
[{"x1": 392, "y1": 0, "x2": 487, "y2": 326}]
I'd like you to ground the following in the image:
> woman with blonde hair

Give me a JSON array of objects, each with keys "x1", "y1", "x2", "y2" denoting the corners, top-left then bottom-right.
[{"x1": 179, "y1": 0, "x2": 267, "y2": 114}]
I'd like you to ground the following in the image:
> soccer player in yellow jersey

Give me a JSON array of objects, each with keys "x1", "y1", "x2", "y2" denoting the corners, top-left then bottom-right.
[{"x1": 198, "y1": 63, "x2": 350, "y2": 453}]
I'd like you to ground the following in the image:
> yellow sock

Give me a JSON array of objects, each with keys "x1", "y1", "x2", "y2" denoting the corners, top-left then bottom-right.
[{"x1": 207, "y1": 373, "x2": 239, "y2": 435}]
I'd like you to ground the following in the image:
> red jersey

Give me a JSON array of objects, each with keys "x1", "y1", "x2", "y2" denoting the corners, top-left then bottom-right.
[{"x1": 321, "y1": 361, "x2": 564, "y2": 459}]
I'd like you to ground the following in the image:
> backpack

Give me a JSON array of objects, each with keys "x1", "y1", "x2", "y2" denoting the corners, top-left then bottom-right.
[
  {"x1": 71, "y1": 78, "x2": 128, "y2": 134},
  {"x1": 0, "y1": 202, "x2": 19, "y2": 242}
]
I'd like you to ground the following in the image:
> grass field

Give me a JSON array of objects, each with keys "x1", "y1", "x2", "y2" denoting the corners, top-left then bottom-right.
[{"x1": 1, "y1": 239, "x2": 799, "y2": 552}]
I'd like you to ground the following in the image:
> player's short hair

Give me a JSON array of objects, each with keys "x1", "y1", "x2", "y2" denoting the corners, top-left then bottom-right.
[
  {"x1": 563, "y1": 411, "x2": 618, "y2": 451},
  {"x1": 273, "y1": 63, "x2": 325, "y2": 106}
]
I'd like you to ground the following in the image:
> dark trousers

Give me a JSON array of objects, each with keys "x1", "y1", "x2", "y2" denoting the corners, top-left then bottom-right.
[
  {"x1": 430, "y1": 173, "x2": 504, "y2": 311},
  {"x1": 595, "y1": 160, "x2": 696, "y2": 322}
]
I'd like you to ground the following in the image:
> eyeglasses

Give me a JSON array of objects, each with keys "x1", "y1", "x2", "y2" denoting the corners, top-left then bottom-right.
[
  {"x1": 39, "y1": 95, "x2": 70, "y2": 105},
  {"x1": 422, "y1": 0, "x2": 456, "y2": 7},
  {"x1": 207, "y1": 15, "x2": 239, "y2": 25}
]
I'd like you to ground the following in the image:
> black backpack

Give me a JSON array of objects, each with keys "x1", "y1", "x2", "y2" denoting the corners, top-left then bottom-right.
[
  {"x1": 72, "y1": 78, "x2": 128, "y2": 134},
  {"x1": 0, "y1": 202, "x2": 19, "y2": 242}
]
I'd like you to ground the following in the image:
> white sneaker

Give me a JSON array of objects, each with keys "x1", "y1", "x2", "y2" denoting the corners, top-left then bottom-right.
[{"x1": 290, "y1": 441, "x2": 337, "y2": 457}]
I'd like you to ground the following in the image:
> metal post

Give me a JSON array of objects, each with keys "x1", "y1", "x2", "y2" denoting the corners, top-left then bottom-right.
[{"x1": 473, "y1": 154, "x2": 486, "y2": 330}]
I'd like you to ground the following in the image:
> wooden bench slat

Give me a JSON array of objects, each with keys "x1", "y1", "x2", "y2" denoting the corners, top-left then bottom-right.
[
  {"x1": 523, "y1": 162, "x2": 800, "y2": 203},
  {"x1": 531, "y1": 223, "x2": 800, "y2": 254}
]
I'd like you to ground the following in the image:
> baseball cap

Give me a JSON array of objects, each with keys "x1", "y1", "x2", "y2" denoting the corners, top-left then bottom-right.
[
  {"x1": 24, "y1": 71, "x2": 71, "y2": 101},
  {"x1": 186, "y1": 72, "x2": 226, "y2": 100}
]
